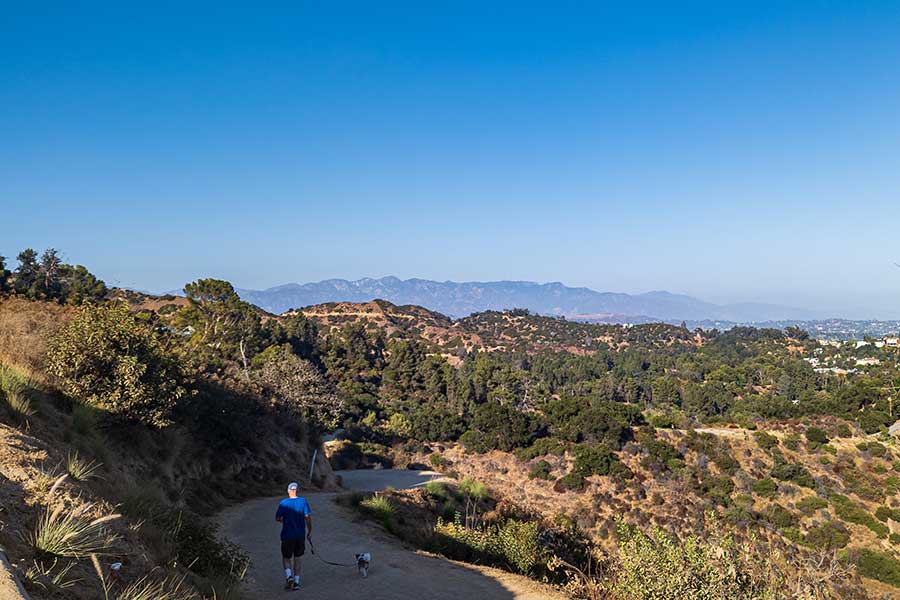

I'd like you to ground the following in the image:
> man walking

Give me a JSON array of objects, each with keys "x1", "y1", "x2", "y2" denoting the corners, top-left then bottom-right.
[{"x1": 276, "y1": 482, "x2": 312, "y2": 591}]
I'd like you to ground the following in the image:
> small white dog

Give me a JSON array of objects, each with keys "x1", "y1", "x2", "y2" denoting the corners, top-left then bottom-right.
[{"x1": 355, "y1": 553, "x2": 371, "y2": 578}]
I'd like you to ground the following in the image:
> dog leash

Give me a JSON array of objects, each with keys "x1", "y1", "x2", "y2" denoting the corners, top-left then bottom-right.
[{"x1": 307, "y1": 539, "x2": 360, "y2": 568}]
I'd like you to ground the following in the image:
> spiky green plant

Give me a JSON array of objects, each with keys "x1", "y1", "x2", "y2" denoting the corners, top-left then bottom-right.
[
  {"x1": 30, "y1": 501, "x2": 120, "y2": 558},
  {"x1": 66, "y1": 451, "x2": 102, "y2": 481},
  {"x1": 24, "y1": 558, "x2": 80, "y2": 593}
]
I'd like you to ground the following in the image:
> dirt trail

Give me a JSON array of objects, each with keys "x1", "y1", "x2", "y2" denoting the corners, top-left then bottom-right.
[{"x1": 220, "y1": 470, "x2": 564, "y2": 600}]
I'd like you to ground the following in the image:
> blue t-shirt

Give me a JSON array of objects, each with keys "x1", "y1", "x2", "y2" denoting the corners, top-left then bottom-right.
[{"x1": 276, "y1": 497, "x2": 311, "y2": 541}]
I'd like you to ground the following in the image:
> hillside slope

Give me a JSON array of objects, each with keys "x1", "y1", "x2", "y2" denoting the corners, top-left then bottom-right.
[{"x1": 0, "y1": 295, "x2": 336, "y2": 599}]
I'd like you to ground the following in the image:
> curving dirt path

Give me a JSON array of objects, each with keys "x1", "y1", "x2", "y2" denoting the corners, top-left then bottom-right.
[{"x1": 219, "y1": 470, "x2": 564, "y2": 600}]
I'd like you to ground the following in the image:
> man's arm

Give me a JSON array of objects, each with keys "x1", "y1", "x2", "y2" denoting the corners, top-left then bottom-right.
[
  {"x1": 305, "y1": 515, "x2": 312, "y2": 539},
  {"x1": 275, "y1": 505, "x2": 283, "y2": 523}
]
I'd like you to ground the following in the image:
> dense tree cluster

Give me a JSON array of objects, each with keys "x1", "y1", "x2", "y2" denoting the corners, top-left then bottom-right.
[
  {"x1": 315, "y1": 313, "x2": 899, "y2": 453},
  {"x1": 0, "y1": 248, "x2": 106, "y2": 304}
]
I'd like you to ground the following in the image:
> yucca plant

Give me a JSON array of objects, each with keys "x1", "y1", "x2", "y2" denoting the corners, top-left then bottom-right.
[
  {"x1": 66, "y1": 451, "x2": 102, "y2": 481},
  {"x1": 30, "y1": 499, "x2": 120, "y2": 558}
]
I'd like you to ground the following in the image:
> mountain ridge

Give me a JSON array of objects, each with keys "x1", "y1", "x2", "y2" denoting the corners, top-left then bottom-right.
[{"x1": 229, "y1": 276, "x2": 818, "y2": 322}]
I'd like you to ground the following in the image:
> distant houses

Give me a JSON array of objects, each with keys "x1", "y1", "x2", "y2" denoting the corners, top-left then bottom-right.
[{"x1": 875, "y1": 337, "x2": 899, "y2": 348}]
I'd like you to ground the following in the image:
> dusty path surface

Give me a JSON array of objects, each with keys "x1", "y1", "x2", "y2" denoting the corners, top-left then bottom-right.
[{"x1": 220, "y1": 470, "x2": 564, "y2": 600}]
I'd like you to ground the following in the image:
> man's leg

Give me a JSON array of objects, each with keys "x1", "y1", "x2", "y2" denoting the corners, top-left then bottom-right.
[
  {"x1": 281, "y1": 542, "x2": 293, "y2": 589},
  {"x1": 292, "y1": 555, "x2": 301, "y2": 585}
]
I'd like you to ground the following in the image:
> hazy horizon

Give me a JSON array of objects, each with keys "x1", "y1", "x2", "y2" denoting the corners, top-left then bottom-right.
[{"x1": 4, "y1": 3, "x2": 900, "y2": 318}]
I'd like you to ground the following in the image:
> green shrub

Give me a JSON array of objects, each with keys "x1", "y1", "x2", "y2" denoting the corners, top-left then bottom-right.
[
  {"x1": 637, "y1": 431, "x2": 682, "y2": 471},
  {"x1": 496, "y1": 519, "x2": 542, "y2": 574},
  {"x1": 573, "y1": 444, "x2": 625, "y2": 478},
  {"x1": 887, "y1": 476, "x2": 900, "y2": 495},
  {"x1": 47, "y1": 303, "x2": 191, "y2": 427},
  {"x1": 804, "y1": 521, "x2": 850, "y2": 550},
  {"x1": 434, "y1": 515, "x2": 543, "y2": 575},
  {"x1": 425, "y1": 481, "x2": 447, "y2": 499},
  {"x1": 166, "y1": 511, "x2": 249, "y2": 579},
  {"x1": 459, "y1": 430, "x2": 486, "y2": 453},
  {"x1": 610, "y1": 519, "x2": 784, "y2": 599},
  {"x1": 855, "y1": 549, "x2": 900, "y2": 587},
  {"x1": 752, "y1": 478, "x2": 778, "y2": 498},
  {"x1": 835, "y1": 423, "x2": 852, "y2": 438},
  {"x1": 781, "y1": 433, "x2": 800, "y2": 452},
  {"x1": 830, "y1": 494, "x2": 888, "y2": 538},
  {"x1": 840, "y1": 464, "x2": 884, "y2": 502},
  {"x1": 513, "y1": 437, "x2": 566, "y2": 461},
  {"x1": 684, "y1": 431, "x2": 739, "y2": 475},
  {"x1": 762, "y1": 504, "x2": 796, "y2": 529},
  {"x1": 796, "y1": 495, "x2": 827, "y2": 515},
  {"x1": 867, "y1": 442, "x2": 888, "y2": 458},
  {"x1": 770, "y1": 461, "x2": 815, "y2": 488},
  {"x1": 647, "y1": 410, "x2": 680, "y2": 429},
  {"x1": 822, "y1": 444, "x2": 837, "y2": 455},
  {"x1": 360, "y1": 494, "x2": 396, "y2": 531},
  {"x1": 890, "y1": 532, "x2": 900, "y2": 545},
  {"x1": 699, "y1": 475, "x2": 735, "y2": 506},
  {"x1": 733, "y1": 494, "x2": 754, "y2": 509},
  {"x1": 805, "y1": 426, "x2": 829, "y2": 449},
  {"x1": 429, "y1": 454, "x2": 450, "y2": 469},
  {"x1": 554, "y1": 472, "x2": 586, "y2": 492},
  {"x1": 528, "y1": 460, "x2": 553, "y2": 481},
  {"x1": 753, "y1": 431, "x2": 779, "y2": 451},
  {"x1": 875, "y1": 505, "x2": 892, "y2": 522},
  {"x1": 782, "y1": 433, "x2": 800, "y2": 451}
]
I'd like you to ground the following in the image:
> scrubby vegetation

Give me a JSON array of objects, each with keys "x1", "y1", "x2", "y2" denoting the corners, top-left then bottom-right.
[
  {"x1": 3, "y1": 247, "x2": 900, "y2": 598},
  {"x1": 0, "y1": 252, "x2": 335, "y2": 599}
]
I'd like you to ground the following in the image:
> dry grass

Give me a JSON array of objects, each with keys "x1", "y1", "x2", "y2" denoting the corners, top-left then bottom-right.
[
  {"x1": 0, "y1": 363, "x2": 36, "y2": 421},
  {"x1": 0, "y1": 297, "x2": 73, "y2": 377},
  {"x1": 92, "y1": 555, "x2": 198, "y2": 600},
  {"x1": 31, "y1": 465, "x2": 66, "y2": 497}
]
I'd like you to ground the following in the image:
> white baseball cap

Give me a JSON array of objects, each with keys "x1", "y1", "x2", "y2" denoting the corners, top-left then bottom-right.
[{"x1": 287, "y1": 482, "x2": 299, "y2": 491}]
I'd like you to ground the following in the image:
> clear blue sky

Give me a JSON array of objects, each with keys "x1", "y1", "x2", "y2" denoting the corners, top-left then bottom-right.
[{"x1": 3, "y1": 2, "x2": 900, "y2": 317}]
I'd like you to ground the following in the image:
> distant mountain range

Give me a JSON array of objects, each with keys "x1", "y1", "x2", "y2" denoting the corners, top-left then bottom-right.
[{"x1": 231, "y1": 277, "x2": 820, "y2": 323}]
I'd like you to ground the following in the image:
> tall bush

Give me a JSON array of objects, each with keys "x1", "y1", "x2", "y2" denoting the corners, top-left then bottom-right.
[{"x1": 47, "y1": 303, "x2": 191, "y2": 427}]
